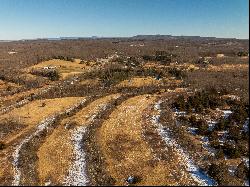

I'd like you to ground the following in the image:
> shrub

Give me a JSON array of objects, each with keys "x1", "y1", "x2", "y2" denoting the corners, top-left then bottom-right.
[
  {"x1": 208, "y1": 131, "x2": 219, "y2": 142},
  {"x1": 228, "y1": 125, "x2": 242, "y2": 141},
  {"x1": 99, "y1": 67, "x2": 132, "y2": 87},
  {"x1": 127, "y1": 57, "x2": 140, "y2": 67},
  {"x1": 53, "y1": 55, "x2": 74, "y2": 62},
  {"x1": 142, "y1": 55, "x2": 155, "y2": 61},
  {"x1": 189, "y1": 115, "x2": 197, "y2": 125},
  {"x1": 214, "y1": 118, "x2": 228, "y2": 131},
  {"x1": 197, "y1": 121, "x2": 209, "y2": 135},
  {"x1": 168, "y1": 67, "x2": 186, "y2": 79},
  {"x1": 223, "y1": 142, "x2": 241, "y2": 159},
  {"x1": 66, "y1": 57, "x2": 75, "y2": 62},
  {"x1": 136, "y1": 67, "x2": 160, "y2": 77},
  {"x1": 207, "y1": 162, "x2": 239, "y2": 185},
  {"x1": 142, "y1": 51, "x2": 175, "y2": 63},
  {"x1": 0, "y1": 141, "x2": 6, "y2": 150},
  {"x1": 229, "y1": 104, "x2": 248, "y2": 123},
  {"x1": 30, "y1": 69, "x2": 60, "y2": 81},
  {"x1": 155, "y1": 51, "x2": 173, "y2": 63},
  {"x1": 112, "y1": 57, "x2": 125, "y2": 64},
  {"x1": 172, "y1": 95, "x2": 186, "y2": 111},
  {"x1": 188, "y1": 116, "x2": 208, "y2": 135},
  {"x1": 178, "y1": 115, "x2": 189, "y2": 122},
  {"x1": 215, "y1": 148, "x2": 225, "y2": 159},
  {"x1": 54, "y1": 55, "x2": 65, "y2": 60},
  {"x1": 208, "y1": 162, "x2": 226, "y2": 182},
  {"x1": 241, "y1": 131, "x2": 249, "y2": 143},
  {"x1": 80, "y1": 60, "x2": 90, "y2": 65},
  {"x1": 220, "y1": 87, "x2": 230, "y2": 95},
  {"x1": 172, "y1": 88, "x2": 227, "y2": 114},
  {"x1": 46, "y1": 70, "x2": 60, "y2": 81},
  {"x1": 195, "y1": 57, "x2": 210, "y2": 65},
  {"x1": 235, "y1": 161, "x2": 249, "y2": 180},
  {"x1": 210, "y1": 140, "x2": 221, "y2": 149},
  {"x1": 236, "y1": 140, "x2": 249, "y2": 157},
  {"x1": 237, "y1": 51, "x2": 248, "y2": 57},
  {"x1": 6, "y1": 85, "x2": 12, "y2": 91}
]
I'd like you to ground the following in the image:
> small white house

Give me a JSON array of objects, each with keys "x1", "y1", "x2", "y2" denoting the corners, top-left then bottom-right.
[{"x1": 8, "y1": 51, "x2": 17, "y2": 55}]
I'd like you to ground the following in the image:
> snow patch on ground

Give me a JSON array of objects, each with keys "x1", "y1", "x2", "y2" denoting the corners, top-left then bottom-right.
[
  {"x1": 245, "y1": 180, "x2": 249, "y2": 186},
  {"x1": 200, "y1": 136, "x2": 216, "y2": 156},
  {"x1": 243, "y1": 118, "x2": 249, "y2": 133},
  {"x1": 8, "y1": 51, "x2": 17, "y2": 55},
  {"x1": 152, "y1": 100, "x2": 216, "y2": 186},
  {"x1": 44, "y1": 180, "x2": 51, "y2": 186},
  {"x1": 228, "y1": 165, "x2": 236, "y2": 175},
  {"x1": 207, "y1": 120, "x2": 217, "y2": 131},
  {"x1": 63, "y1": 126, "x2": 88, "y2": 186},
  {"x1": 174, "y1": 111, "x2": 187, "y2": 116},
  {"x1": 88, "y1": 104, "x2": 107, "y2": 122},
  {"x1": 187, "y1": 127, "x2": 198, "y2": 135},
  {"x1": 217, "y1": 131, "x2": 228, "y2": 146},
  {"x1": 243, "y1": 157, "x2": 249, "y2": 169},
  {"x1": 219, "y1": 109, "x2": 232, "y2": 119}
]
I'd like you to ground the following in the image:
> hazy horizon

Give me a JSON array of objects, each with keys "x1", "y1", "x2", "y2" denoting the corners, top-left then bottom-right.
[
  {"x1": 0, "y1": 0, "x2": 249, "y2": 40},
  {"x1": 0, "y1": 34, "x2": 249, "y2": 41}
]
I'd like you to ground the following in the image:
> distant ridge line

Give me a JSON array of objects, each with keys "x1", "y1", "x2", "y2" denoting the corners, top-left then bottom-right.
[{"x1": 1, "y1": 34, "x2": 248, "y2": 42}]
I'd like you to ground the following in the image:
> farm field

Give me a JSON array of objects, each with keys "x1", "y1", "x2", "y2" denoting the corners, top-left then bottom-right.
[{"x1": 0, "y1": 37, "x2": 249, "y2": 186}]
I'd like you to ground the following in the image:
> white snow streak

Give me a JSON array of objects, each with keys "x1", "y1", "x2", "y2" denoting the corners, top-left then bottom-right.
[
  {"x1": 63, "y1": 99, "x2": 116, "y2": 186},
  {"x1": 63, "y1": 126, "x2": 88, "y2": 186},
  {"x1": 243, "y1": 118, "x2": 249, "y2": 133},
  {"x1": 12, "y1": 99, "x2": 86, "y2": 186},
  {"x1": 152, "y1": 100, "x2": 216, "y2": 186},
  {"x1": 218, "y1": 109, "x2": 232, "y2": 119},
  {"x1": 12, "y1": 116, "x2": 56, "y2": 186}
]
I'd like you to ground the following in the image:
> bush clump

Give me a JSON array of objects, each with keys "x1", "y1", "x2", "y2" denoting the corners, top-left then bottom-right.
[
  {"x1": 53, "y1": 55, "x2": 74, "y2": 62},
  {"x1": 196, "y1": 121, "x2": 209, "y2": 135},
  {"x1": 168, "y1": 67, "x2": 186, "y2": 79},
  {"x1": 142, "y1": 51, "x2": 175, "y2": 64},
  {"x1": 215, "y1": 148, "x2": 225, "y2": 159},
  {"x1": 172, "y1": 88, "x2": 225, "y2": 113},
  {"x1": 235, "y1": 161, "x2": 249, "y2": 180},
  {"x1": 46, "y1": 69, "x2": 60, "y2": 81},
  {"x1": 100, "y1": 67, "x2": 132, "y2": 87},
  {"x1": 142, "y1": 55, "x2": 155, "y2": 61},
  {"x1": 208, "y1": 162, "x2": 242, "y2": 185},
  {"x1": 237, "y1": 51, "x2": 248, "y2": 57},
  {"x1": 187, "y1": 115, "x2": 209, "y2": 135},
  {"x1": 214, "y1": 118, "x2": 228, "y2": 131},
  {"x1": 0, "y1": 141, "x2": 6, "y2": 150},
  {"x1": 173, "y1": 95, "x2": 186, "y2": 111},
  {"x1": 222, "y1": 141, "x2": 241, "y2": 159},
  {"x1": 31, "y1": 69, "x2": 60, "y2": 81},
  {"x1": 229, "y1": 103, "x2": 248, "y2": 124}
]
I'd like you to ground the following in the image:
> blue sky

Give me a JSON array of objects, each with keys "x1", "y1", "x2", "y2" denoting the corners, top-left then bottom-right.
[{"x1": 0, "y1": 0, "x2": 249, "y2": 40}]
